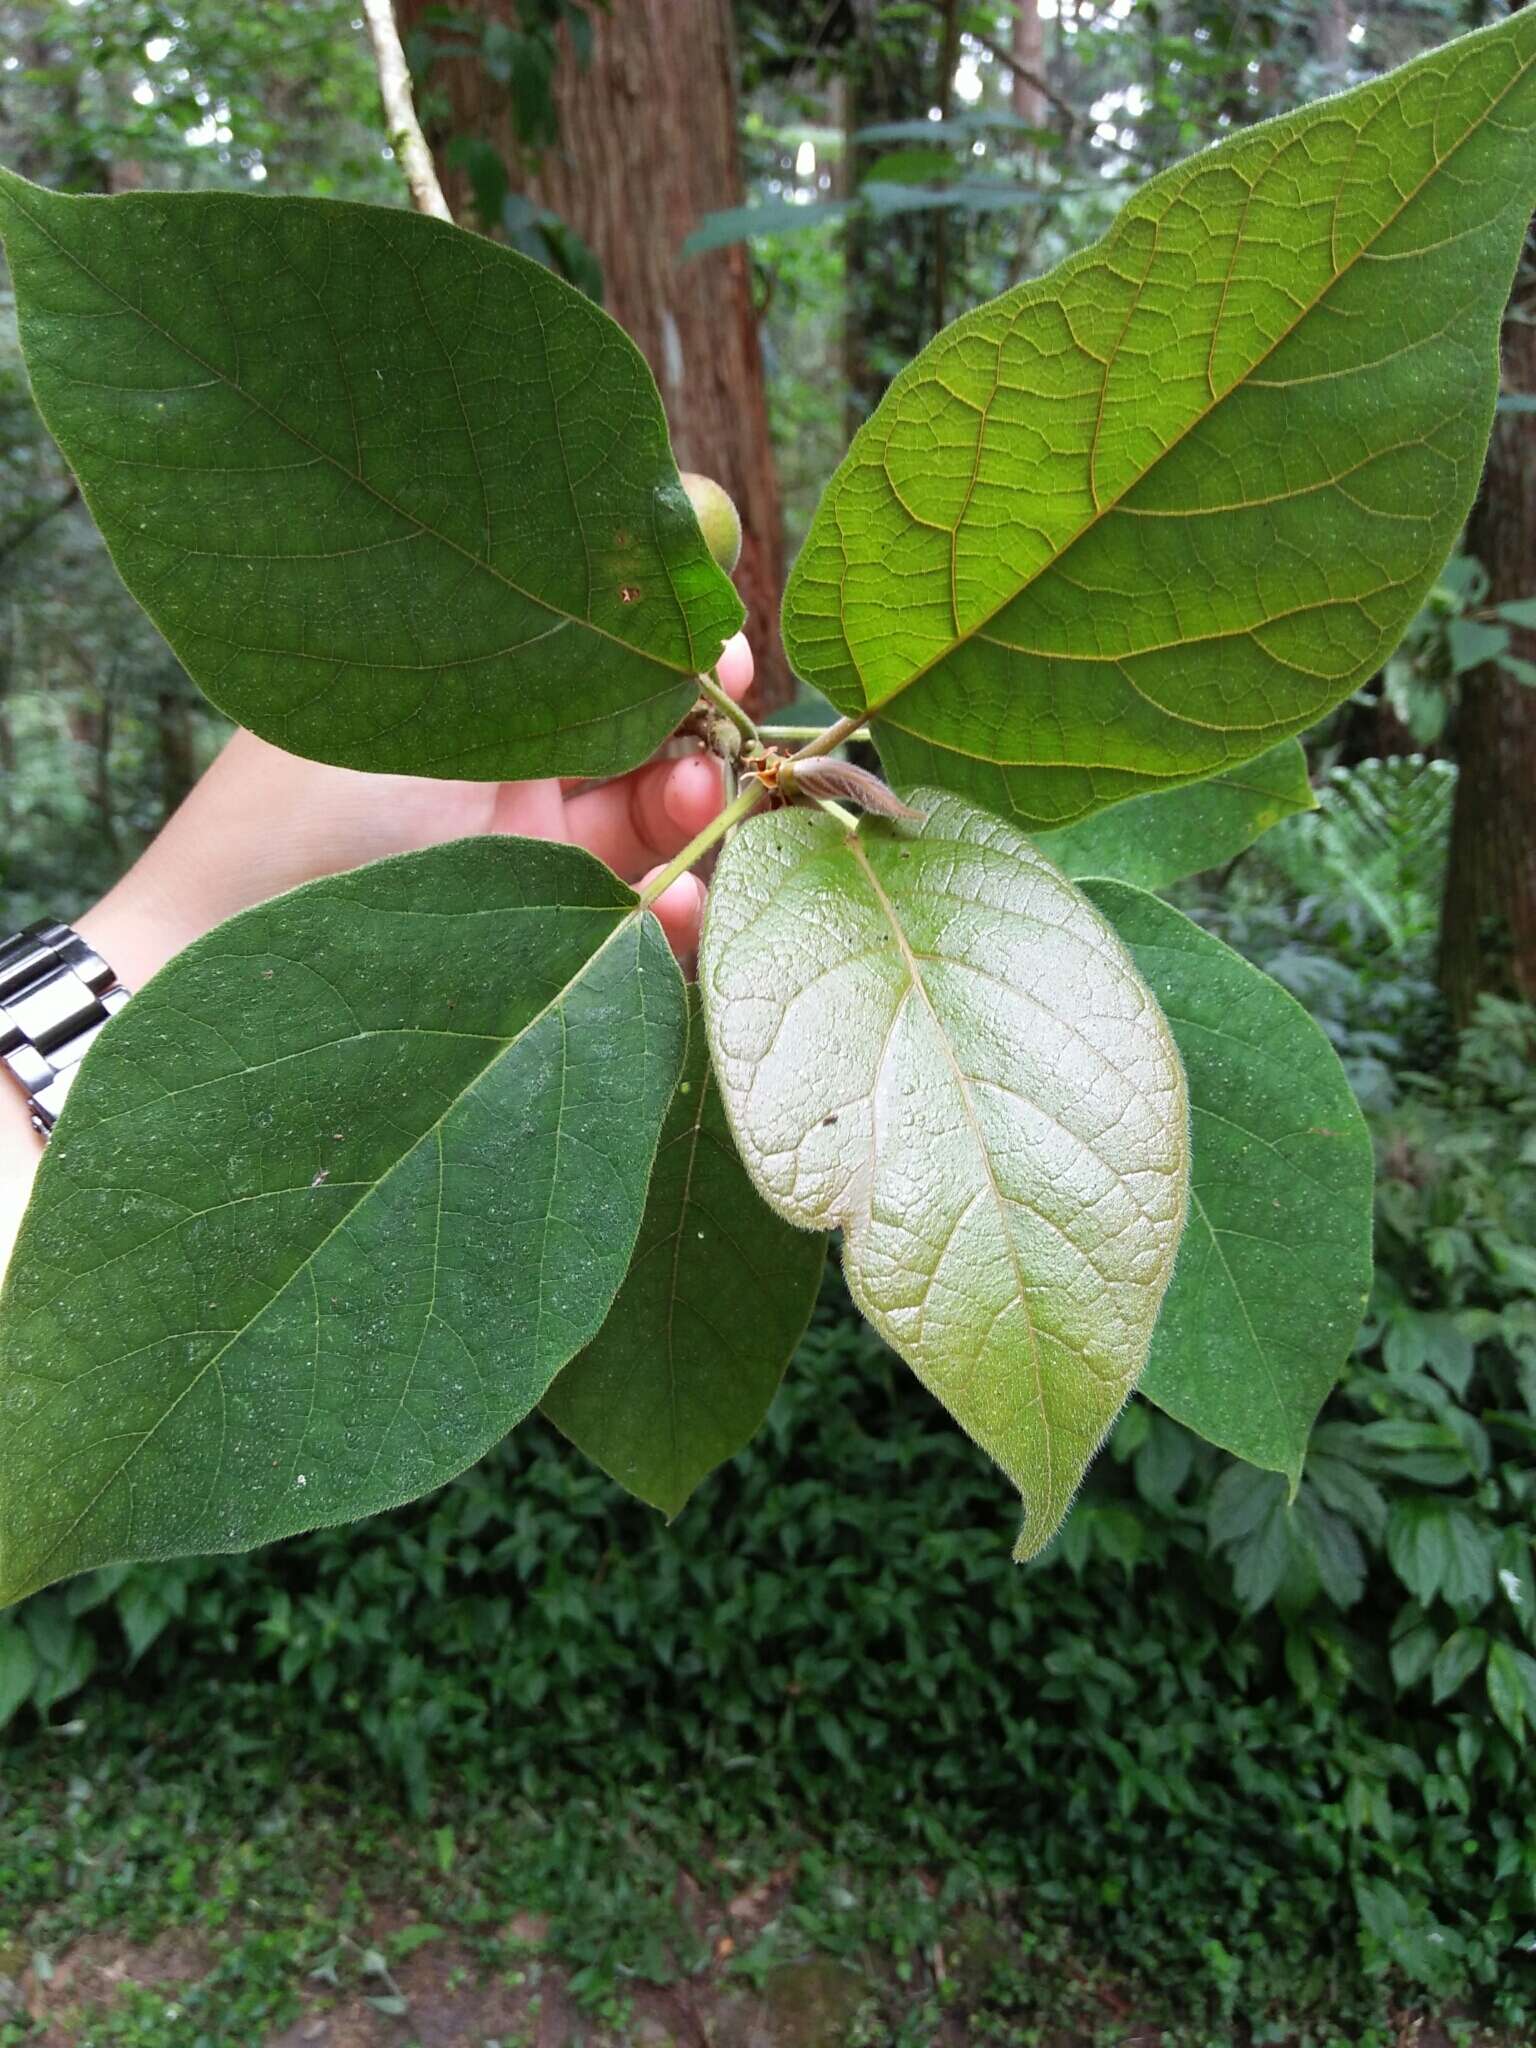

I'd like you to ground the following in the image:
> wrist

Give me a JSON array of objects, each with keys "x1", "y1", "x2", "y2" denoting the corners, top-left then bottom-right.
[{"x1": 75, "y1": 859, "x2": 207, "y2": 993}]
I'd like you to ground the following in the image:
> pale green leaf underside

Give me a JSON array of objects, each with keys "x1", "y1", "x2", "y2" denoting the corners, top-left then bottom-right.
[
  {"x1": 0, "y1": 840, "x2": 685, "y2": 1606},
  {"x1": 1034, "y1": 740, "x2": 1314, "y2": 890},
  {"x1": 543, "y1": 988, "x2": 826, "y2": 1517},
  {"x1": 1085, "y1": 881, "x2": 1373, "y2": 1480},
  {"x1": 700, "y1": 789, "x2": 1189, "y2": 1558},
  {"x1": 0, "y1": 173, "x2": 742, "y2": 781},
  {"x1": 787, "y1": 13, "x2": 1536, "y2": 829}
]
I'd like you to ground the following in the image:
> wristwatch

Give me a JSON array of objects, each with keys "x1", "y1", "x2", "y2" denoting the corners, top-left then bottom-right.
[{"x1": 0, "y1": 919, "x2": 129, "y2": 1138}]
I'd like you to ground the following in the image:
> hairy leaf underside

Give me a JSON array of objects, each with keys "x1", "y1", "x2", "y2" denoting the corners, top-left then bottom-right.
[{"x1": 700, "y1": 791, "x2": 1190, "y2": 1557}]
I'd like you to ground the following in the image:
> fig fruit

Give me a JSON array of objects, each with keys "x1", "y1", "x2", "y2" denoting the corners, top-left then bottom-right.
[{"x1": 680, "y1": 471, "x2": 742, "y2": 575}]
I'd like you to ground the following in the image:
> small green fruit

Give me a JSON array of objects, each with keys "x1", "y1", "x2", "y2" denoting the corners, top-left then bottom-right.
[{"x1": 680, "y1": 471, "x2": 742, "y2": 575}]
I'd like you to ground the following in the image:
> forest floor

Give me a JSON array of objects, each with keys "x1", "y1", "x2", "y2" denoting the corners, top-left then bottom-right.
[
  {"x1": 1, "y1": 1744, "x2": 1517, "y2": 2048},
  {"x1": 6, "y1": 1899, "x2": 1512, "y2": 2048}
]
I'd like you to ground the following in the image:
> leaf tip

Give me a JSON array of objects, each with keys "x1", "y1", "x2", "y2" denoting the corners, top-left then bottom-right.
[{"x1": 1011, "y1": 1497, "x2": 1072, "y2": 1565}]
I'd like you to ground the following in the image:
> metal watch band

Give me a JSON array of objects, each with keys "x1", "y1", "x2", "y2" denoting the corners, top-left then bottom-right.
[{"x1": 0, "y1": 919, "x2": 129, "y2": 1138}]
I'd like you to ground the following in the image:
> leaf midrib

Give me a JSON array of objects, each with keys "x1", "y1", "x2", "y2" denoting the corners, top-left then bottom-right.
[
  {"x1": 662, "y1": 1067, "x2": 711, "y2": 1500},
  {"x1": 7, "y1": 905, "x2": 647, "y2": 1596},
  {"x1": 857, "y1": 42, "x2": 1533, "y2": 720},
  {"x1": 0, "y1": 178, "x2": 699, "y2": 683},
  {"x1": 842, "y1": 830, "x2": 1051, "y2": 1506}
]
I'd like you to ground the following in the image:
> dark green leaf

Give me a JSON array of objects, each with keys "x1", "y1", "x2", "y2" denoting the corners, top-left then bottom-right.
[
  {"x1": 1035, "y1": 742, "x2": 1313, "y2": 890},
  {"x1": 683, "y1": 199, "x2": 854, "y2": 255},
  {"x1": 0, "y1": 1621, "x2": 36, "y2": 1728},
  {"x1": 786, "y1": 16, "x2": 1536, "y2": 829},
  {"x1": 1226, "y1": 1479, "x2": 1292, "y2": 1611},
  {"x1": 24, "y1": 1607, "x2": 94, "y2": 1709},
  {"x1": 1487, "y1": 1640, "x2": 1536, "y2": 1742},
  {"x1": 543, "y1": 990, "x2": 826, "y2": 1516},
  {"x1": 1131, "y1": 1410, "x2": 1194, "y2": 1508},
  {"x1": 1387, "y1": 1500, "x2": 1493, "y2": 1612},
  {"x1": 700, "y1": 790, "x2": 1189, "y2": 1558},
  {"x1": 1083, "y1": 883, "x2": 1372, "y2": 1480},
  {"x1": 864, "y1": 179, "x2": 1052, "y2": 217},
  {"x1": 1389, "y1": 1619, "x2": 1439, "y2": 1690},
  {"x1": 1430, "y1": 1627, "x2": 1488, "y2": 1703},
  {"x1": 1446, "y1": 617, "x2": 1509, "y2": 675},
  {"x1": 1208, "y1": 1462, "x2": 1286, "y2": 1549},
  {"x1": 0, "y1": 839, "x2": 685, "y2": 1605},
  {"x1": 0, "y1": 173, "x2": 741, "y2": 780},
  {"x1": 1305, "y1": 1447, "x2": 1388, "y2": 1547},
  {"x1": 1297, "y1": 1490, "x2": 1366, "y2": 1609}
]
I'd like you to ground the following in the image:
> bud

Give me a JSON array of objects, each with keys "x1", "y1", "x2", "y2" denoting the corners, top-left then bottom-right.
[
  {"x1": 779, "y1": 758, "x2": 926, "y2": 821},
  {"x1": 679, "y1": 472, "x2": 743, "y2": 574}
]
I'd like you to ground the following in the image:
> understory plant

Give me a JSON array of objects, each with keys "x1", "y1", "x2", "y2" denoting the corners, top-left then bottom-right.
[{"x1": 0, "y1": 13, "x2": 1532, "y2": 1604}]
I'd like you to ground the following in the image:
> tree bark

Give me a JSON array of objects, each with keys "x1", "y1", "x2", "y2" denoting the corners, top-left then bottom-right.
[
  {"x1": 1438, "y1": 226, "x2": 1536, "y2": 1025},
  {"x1": 396, "y1": 0, "x2": 791, "y2": 710},
  {"x1": 1012, "y1": 0, "x2": 1047, "y2": 129}
]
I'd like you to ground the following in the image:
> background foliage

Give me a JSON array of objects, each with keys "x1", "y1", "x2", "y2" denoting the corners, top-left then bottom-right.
[{"x1": 1, "y1": 0, "x2": 1534, "y2": 2041}]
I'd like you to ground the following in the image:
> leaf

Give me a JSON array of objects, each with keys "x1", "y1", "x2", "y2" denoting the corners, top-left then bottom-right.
[
  {"x1": 1298, "y1": 1490, "x2": 1366, "y2": 1610},
  {"x1": 1430, "y1": 1627, "x2": 1488, "y2": 1704},
  {"x1": 864, "y1": 179, "x2": 1053, "y2": 218},
  {"x1": 1207, "y1": 1461, "x2": 1285, "y2": 1548},
  {"x1": 1035, "y1": 741, "x2": 1314, "y2": 890},
  {"x1": 543, "y1": 989, "x2": 826, "y2": 1517},
  {"x1": 683, "y1": 198, "x2": 854, "y2": 255},
  {"x1": 1224, "y1": 1475, "x2": 1292, "y2": 1612},
  {"x1": 784, "y1": 15, "x2": 1536, "y2": 830},
  {"x1": 1387, "y1": 1500, "x2": 1493, "y2": 1612},
  {"x1": 0, "y1": 173, "x2": 742, "y2": 781},
  {"x1": 699, "y1": 788, "x2": 1188, "y2": 1558},
  {"x1": 1131, "y1": 1409, "x2": 1194, "y2": 1509},
  {"x1": 0, "y1": 1620, "x2": 36, "y2": 1729},
  {"x1": 0, "y1": 839, "x2": 686, "y2": 1606},
  {"x1": 1446, "y1": 616, "x2": 1509, "y2": 675},
  {"x1": 860, "y1": 147, "x2": 956, "y2": 187},
  {"x1": 1487, "y1": 1640, "x2": 1536, "y2": 1743},
  {"x1": 1389, "y1": 1619, "x2": 1439, "y2": 1690},
  {"x1": 24, "y1": 1606, "x2": 94, "y2": 1710},
  {"x1": 1082, "y1": 883, "x2": 1372, "y2": 1481}
]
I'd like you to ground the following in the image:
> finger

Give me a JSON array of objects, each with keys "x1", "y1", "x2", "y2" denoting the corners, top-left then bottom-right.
[
  {"x1": 641, "y1": 869, "x2": 707, "y2": 957},
  {"x1": 563, "y1": 752, "x2": 724, "y2": 880},
  {"x1": 715, "y1": 630, "x2": 754, "y2": 702},
  {"x1": 487, "y1": 777, "x2": 569, "y2": 842}
]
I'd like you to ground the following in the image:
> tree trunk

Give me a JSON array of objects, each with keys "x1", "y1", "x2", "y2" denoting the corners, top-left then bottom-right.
[
  {"x1": 396, "y1": 0, "x2": 791, "y2": 710},
  {"x1": 1438, "y1": 226, "x2": 1536, "y2": 1025},
  {"x1": 1012, "y1": 0, "x2": 1046, "y2": 128},
  {"x1": 1314, "y1": 0, "x2": 1352, "y2": 70}
]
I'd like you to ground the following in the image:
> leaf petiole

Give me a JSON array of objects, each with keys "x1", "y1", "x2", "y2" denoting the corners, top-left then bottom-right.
[
  {"x1": 811, "y1": 797, "x2": 860, "y2": 832},
  {"x1": 636, "y1": 779, "x2": 768, "y2": 909},
  {"x1": 788, "y1": 713, "x2": 868, "y2": 761},
  {"x1": 696, "y1": 668, "x2": 760, "y2": 746},
  {"x1": 760, "y1": 723, "x2": 872, "y2": 745}
]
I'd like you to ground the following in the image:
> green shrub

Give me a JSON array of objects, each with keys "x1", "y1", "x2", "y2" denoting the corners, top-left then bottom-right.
[{"x1": 4, "y1": 920, "x2": 1534, "y2": 2027}]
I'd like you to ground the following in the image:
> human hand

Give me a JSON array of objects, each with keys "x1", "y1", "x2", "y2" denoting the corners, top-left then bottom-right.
[{"x1": 77, "y1": 633, "x2": 755, "y2": 989}]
